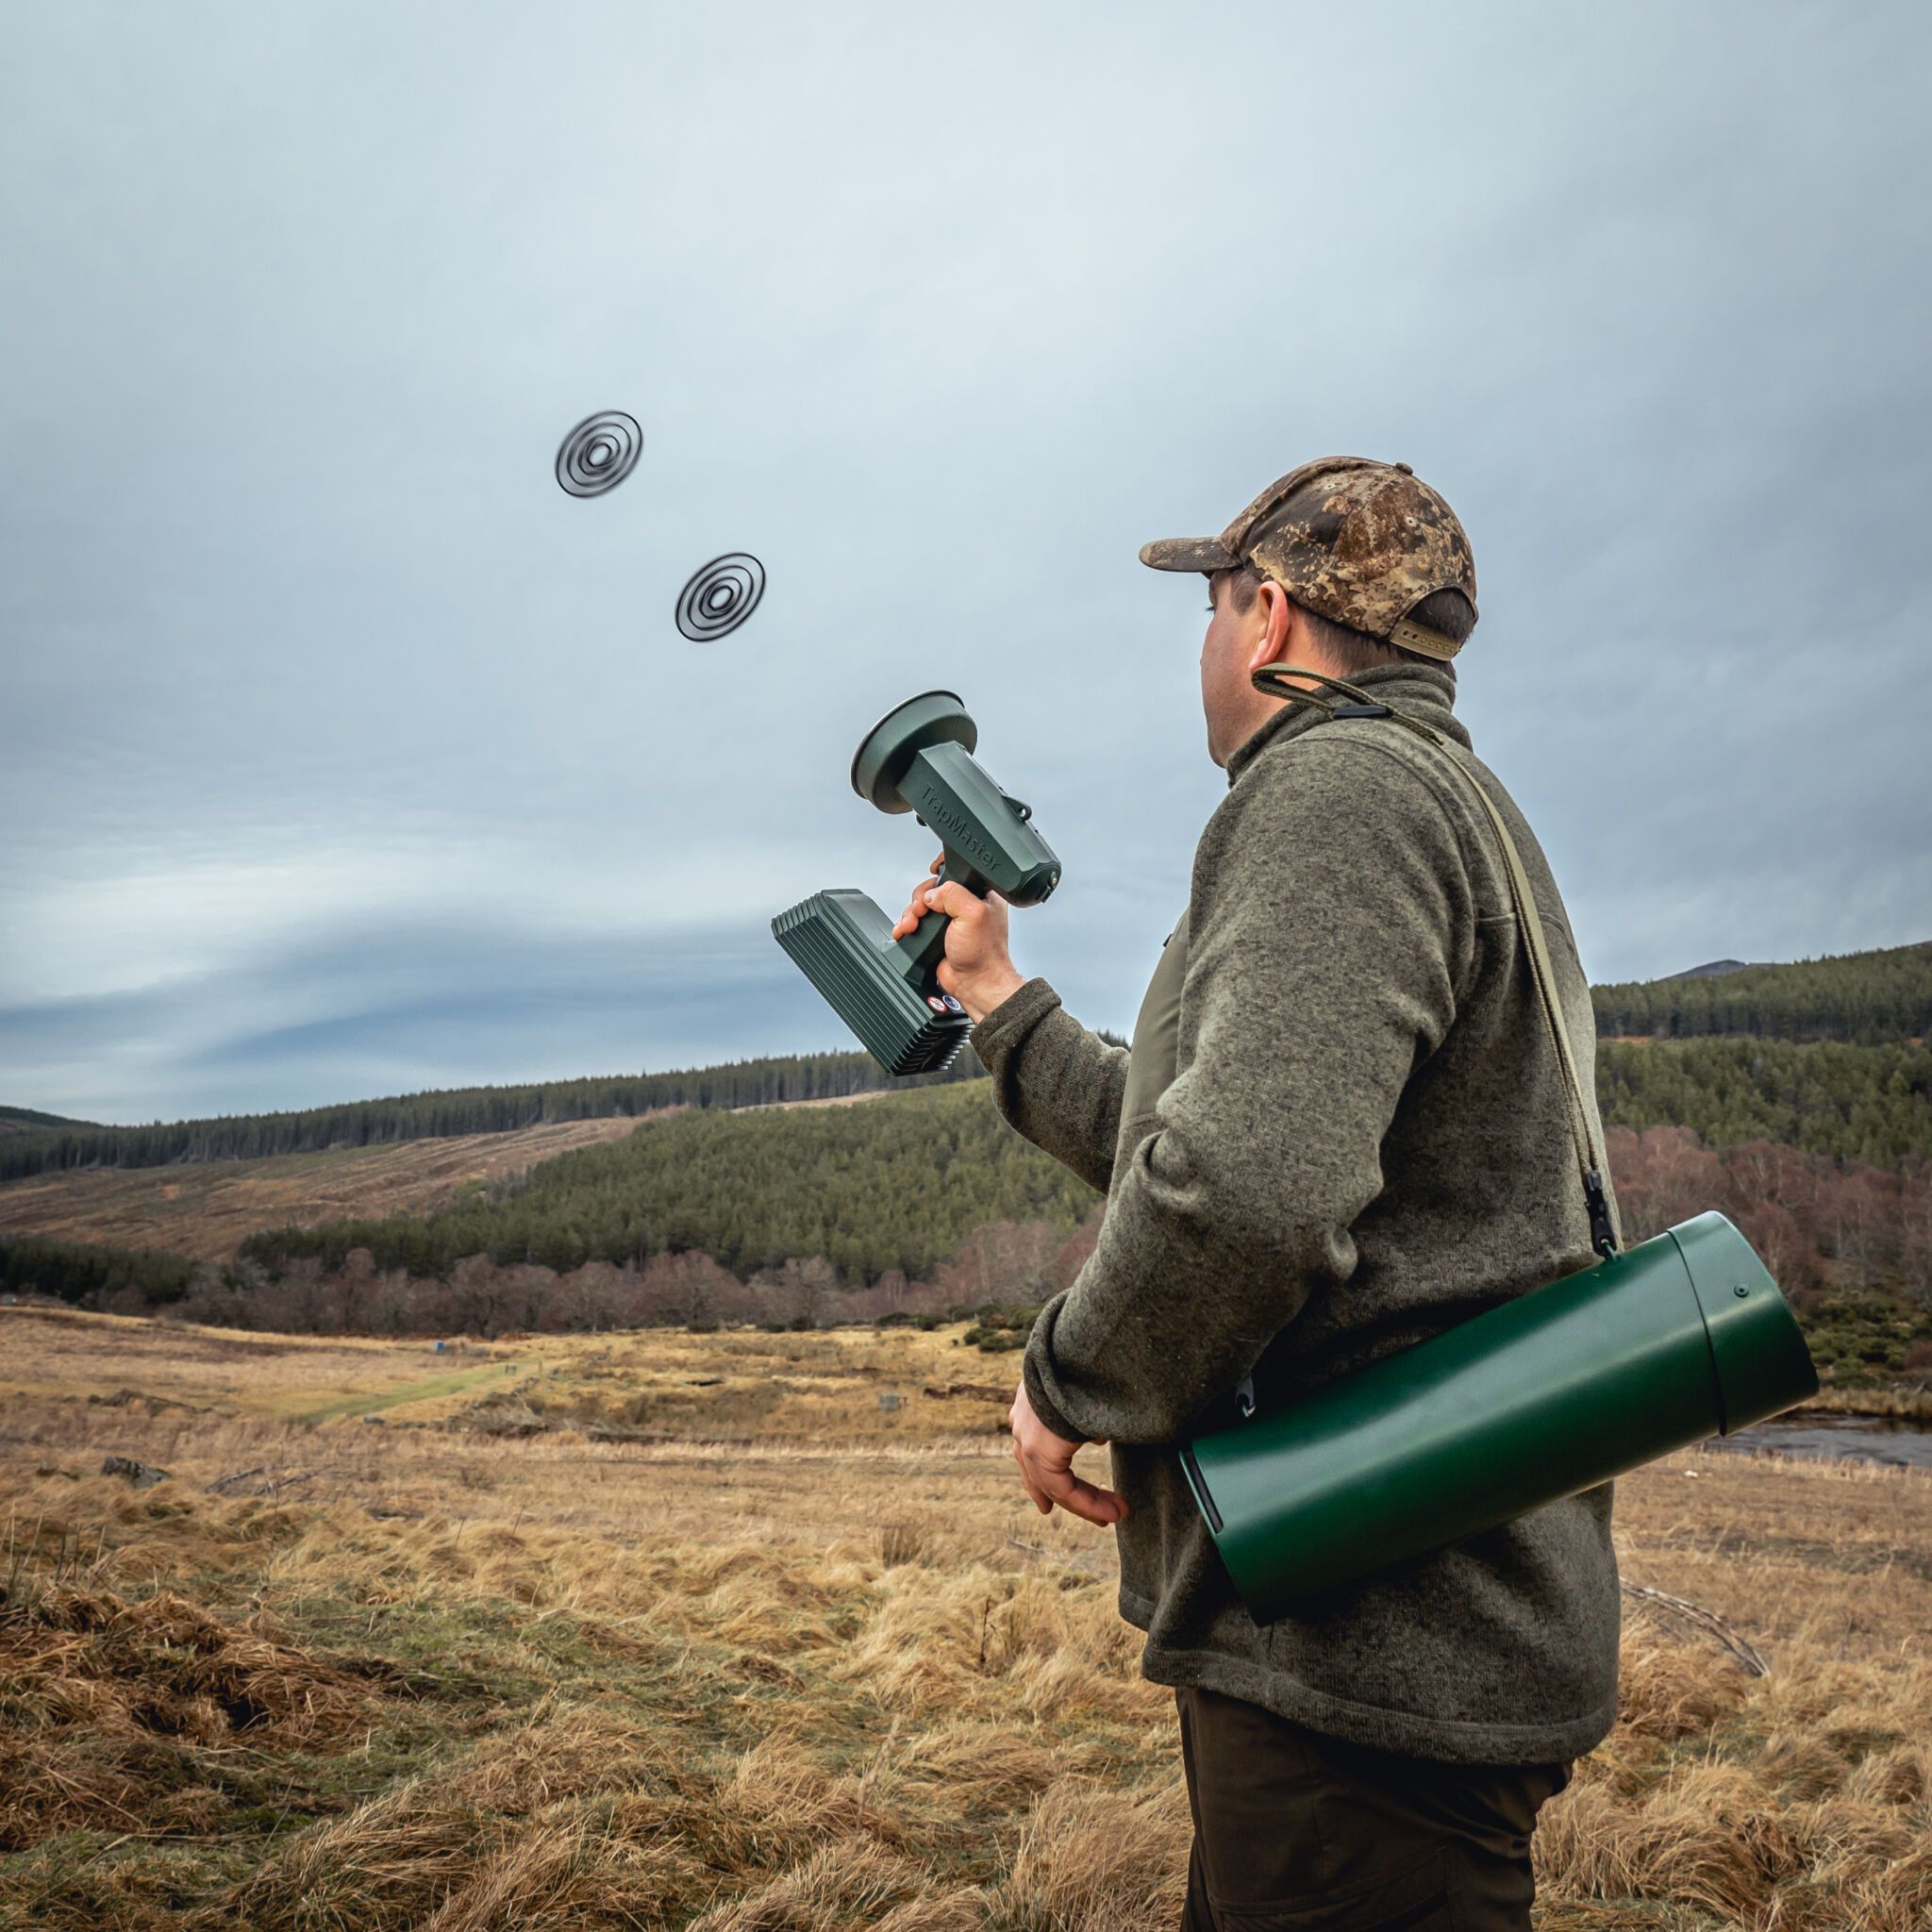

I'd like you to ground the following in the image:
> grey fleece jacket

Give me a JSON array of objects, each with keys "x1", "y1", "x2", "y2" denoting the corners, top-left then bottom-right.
[{"x1": 969, "y1": 662, "x2": 1623, "y2": 1767}]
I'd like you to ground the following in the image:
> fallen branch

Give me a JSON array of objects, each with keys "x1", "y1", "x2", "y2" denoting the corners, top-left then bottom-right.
[
  {"x1": 207, "y1": 1465, "x2": 270, "y2": 1494},
  {"x1": 206, "y1": 1465, "x2": 341, "y2": 1500},
  {"x1": 260, "y1": 1468, "x2": 341, "y2": 1499},
  {"x1": 1622, "y1": 1579, "x2": 1771, "y2": 1677}
]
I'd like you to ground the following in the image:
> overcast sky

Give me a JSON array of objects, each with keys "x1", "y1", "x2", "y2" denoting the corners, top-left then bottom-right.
[{"x1": 3, "y1": 3, "x2": 1927, "y2": 1125}]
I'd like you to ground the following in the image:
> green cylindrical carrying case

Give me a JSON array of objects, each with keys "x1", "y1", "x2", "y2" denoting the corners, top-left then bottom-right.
[
  {"x1": 1179, "y1": 1209, "x2": 1819, "y2": 1619},
  {"x1": 1179, "y1": 669, "x2": 1823, "y2": 1624}
]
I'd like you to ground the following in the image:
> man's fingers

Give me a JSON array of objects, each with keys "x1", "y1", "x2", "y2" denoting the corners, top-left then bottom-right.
[
  {"x1": 924, "y1": 881, "x2": 978, "y2": 919},
  {"x1": 1022, "y1": 1451, "x2": 1127, "y2": 1529},
  {"x1": 891, "y1": 881, "x2": 942, "y2": 938},
  {"x1": 1038, "y1": 1462, "x2": 1126, "y2": 1528},
  {"x1": 891, "y1": 862, "x2": 1006, "y2": 939},
  {"x1": 1060, "y1": 1471, "x2": 1128, "y2": 1525}
]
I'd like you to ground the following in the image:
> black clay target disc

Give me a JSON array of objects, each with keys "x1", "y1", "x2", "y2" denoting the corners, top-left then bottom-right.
[
  {"x1": 555, "y1": 410, "x2": 643, "y2": 496},
  {"x1": 675, "y1": 552, "x2": 766, "y2": 641}
]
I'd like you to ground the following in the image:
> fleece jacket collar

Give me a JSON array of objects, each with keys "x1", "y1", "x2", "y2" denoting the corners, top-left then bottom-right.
[{"x1": 1223, "y1": 661, "x2": 1469, "y2": 790}]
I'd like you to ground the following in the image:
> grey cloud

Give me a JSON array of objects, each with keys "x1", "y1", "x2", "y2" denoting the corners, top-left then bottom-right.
[
  {"x1": 0, "y1": 916, "x2": 851, "y2": 1124},
  {"x1": 2, "y1": 3, "x2": 1927, "y2": 1120}
]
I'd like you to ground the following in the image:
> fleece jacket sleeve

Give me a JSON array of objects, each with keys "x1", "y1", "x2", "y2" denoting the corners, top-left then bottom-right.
[
  {"x1": 1020, "y1": 737, "x2": 1478, "y2": 1447},
  {"x1": 968, "y1": 976, "x2": 1129, "y2": 1198}
]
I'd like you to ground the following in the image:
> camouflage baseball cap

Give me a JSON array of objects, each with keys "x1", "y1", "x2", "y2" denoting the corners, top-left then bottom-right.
[{"x1": 1139, "y1": 456, "x2": 1478, "y2": 660}]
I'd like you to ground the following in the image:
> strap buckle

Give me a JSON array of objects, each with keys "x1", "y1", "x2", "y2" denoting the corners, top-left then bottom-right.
[{"x1": 1585, "y1": 1170, "x2": 1618, "y2": 1259}]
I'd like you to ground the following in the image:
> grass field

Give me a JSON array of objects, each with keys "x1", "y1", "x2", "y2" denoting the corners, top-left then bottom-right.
[{"x1": 1, "y1": 1307, "x2": 1927, "y2": 1931}]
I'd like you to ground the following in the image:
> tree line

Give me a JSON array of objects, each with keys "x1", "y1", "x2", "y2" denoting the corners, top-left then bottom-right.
[
  {"x1": 0, "y1": 1208, "x2": 1108, "y2": 1338},
  {"x1": 0, "y1": 1043, "x2": 996, "y2": 1183},
  {"x1": 4, "y1": 938, "x2": 1922, "y2": 1185},
  {"x1": 1607, "y1": 1124, "x2": 1930, "y2": 1309},
  {"x1": 13, "y1": 1122, "x2": 1928, "y2": 1345},
  {"x1": 0, "y1": 1235, "x2": 196, "y2": 1307},
  {"x1": 1595, "y1": 1039, "x2": 1929, "y2": 1170},
  {"x1": 235, "y1": 1079, "x2": 1101, "y2": 1287},
  {"x1": 211, "y1": 1039, "x2": 1928, "y2": 1291},
  {"x1": 1591, "y1": 941, "x2": 1930, "y2": 1043}
]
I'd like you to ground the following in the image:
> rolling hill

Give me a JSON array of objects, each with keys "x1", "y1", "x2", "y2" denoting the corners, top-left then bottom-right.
[
  {"x1": 0, "y1": 1115, "x2": 658, "y2": 1261},
  {"x1": 0, "y1": 1046, "x2": 991, "y2": 1182},
  {"x1": 8, "y1": 938, "x2": 1924, "y2": 1188},
  {"x1": 1591, "y1": 939, "x2": 1930, "y2": 1042},
  {"x1": 2, "y1": 943, "x2": 1926, "y2": 1322},
  {"x1": 0, "y1": 1103, "x2": 96, "y2": 1138}
]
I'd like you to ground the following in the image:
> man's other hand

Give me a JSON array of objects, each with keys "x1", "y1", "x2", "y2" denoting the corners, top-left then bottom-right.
[{"x1": 1009, "y1": 1378, "x2": 1127, "y2": 1527}]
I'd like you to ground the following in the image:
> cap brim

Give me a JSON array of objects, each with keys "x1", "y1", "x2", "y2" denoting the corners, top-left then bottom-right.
[{"x1": 1139, "y1": 536, "x2": 1239, "y2": 573}]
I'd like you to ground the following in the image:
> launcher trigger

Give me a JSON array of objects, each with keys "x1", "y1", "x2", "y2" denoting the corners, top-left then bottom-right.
[{"x1": 1235, "y1": 1373, "x2": 1256, "y2": 1420}]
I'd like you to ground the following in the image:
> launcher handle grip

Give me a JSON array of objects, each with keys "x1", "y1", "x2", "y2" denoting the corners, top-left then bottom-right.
[
  {"x1": 897, "y1": 904, "x2": 953, "y2": 978},
  {"x1": 896, "y1": 853, "x2": 992, "y2": 980}
]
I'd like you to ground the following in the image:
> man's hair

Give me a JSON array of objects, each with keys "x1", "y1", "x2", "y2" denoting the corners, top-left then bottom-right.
[{"x1": 1211, "y1": 563, "x2": 1475, "y2": 674}]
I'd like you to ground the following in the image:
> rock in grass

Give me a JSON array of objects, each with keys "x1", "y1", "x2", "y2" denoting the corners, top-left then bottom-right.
[{"x1": 100, "y1": 1456, "x2": 170, "y2": 1488}]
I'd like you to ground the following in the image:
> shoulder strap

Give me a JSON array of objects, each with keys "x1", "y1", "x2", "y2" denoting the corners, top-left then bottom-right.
[{"x1": 1252, "y1": 666, "x2": 1618, "y2": 1258}]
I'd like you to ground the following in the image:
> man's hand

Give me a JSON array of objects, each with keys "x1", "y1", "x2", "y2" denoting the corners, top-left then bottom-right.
[
  {"x1": 889, "y1": 850, "x2": 1026, "y2": 1024},
  {"x1": 1009, "y1": 1377, "x2": 1127, "y2": 1527}
]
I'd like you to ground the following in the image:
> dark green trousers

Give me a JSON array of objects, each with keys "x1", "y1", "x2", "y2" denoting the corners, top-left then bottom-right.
[{"x1": 1175, "y1": 1686, "x2": 1573, "y2": 1931}]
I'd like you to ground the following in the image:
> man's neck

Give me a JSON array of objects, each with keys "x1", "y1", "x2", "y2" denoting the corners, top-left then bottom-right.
[{"x1": 1224, "y1": 659, "x2": 1463, "y2": 788}]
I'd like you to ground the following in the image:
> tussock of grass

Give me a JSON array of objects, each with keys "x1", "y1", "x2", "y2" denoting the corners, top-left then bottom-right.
[
  {"x1": 1613, "y1": 1638, "x2": 1748, "y2": 1740},
  {"x1": 685, "y1": 1840, "x2": 958, "y2": 1932},
  {"x1": 225, "y1": 1700, "x2": 703, "y2": 1931},
  {"x1": 1534, "y1": 1644, "x2": 1932, "y2": 1928},
  {"x1": 0, "y1": 1565, "x2": 385, "y2": 1854},
  {"x1": 989, "y1": 1776, "x2": 1191, "y2": 1931}
]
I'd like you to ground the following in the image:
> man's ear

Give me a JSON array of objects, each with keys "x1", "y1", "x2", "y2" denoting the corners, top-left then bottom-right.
[{"x1": 1248, "y1": 579, "x2": 1291, "y2": 672}]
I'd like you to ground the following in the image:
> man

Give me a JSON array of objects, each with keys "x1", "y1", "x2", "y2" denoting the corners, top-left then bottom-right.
[{"x1": 890, "y1": 456, "x2": 1622, "y2": 1931}]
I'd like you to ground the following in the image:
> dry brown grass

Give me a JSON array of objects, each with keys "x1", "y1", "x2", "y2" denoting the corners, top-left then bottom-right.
[
  {"x1": 0, "y1": 1315, "x2": 1927, "y2": 1930},
  {"x1": 0, "y1": 1574, "x2": 385, "y2": 1854},
  {"x1": 0, "y1": 1304, "x2": 525, "y2": 1424},
  {"x1": 1805, "y1": 1385, "x2": 1932, "y2": 1421},
  {"x1": 0, "y1": 1305, "x2": 1019, "y2": 1439}
]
